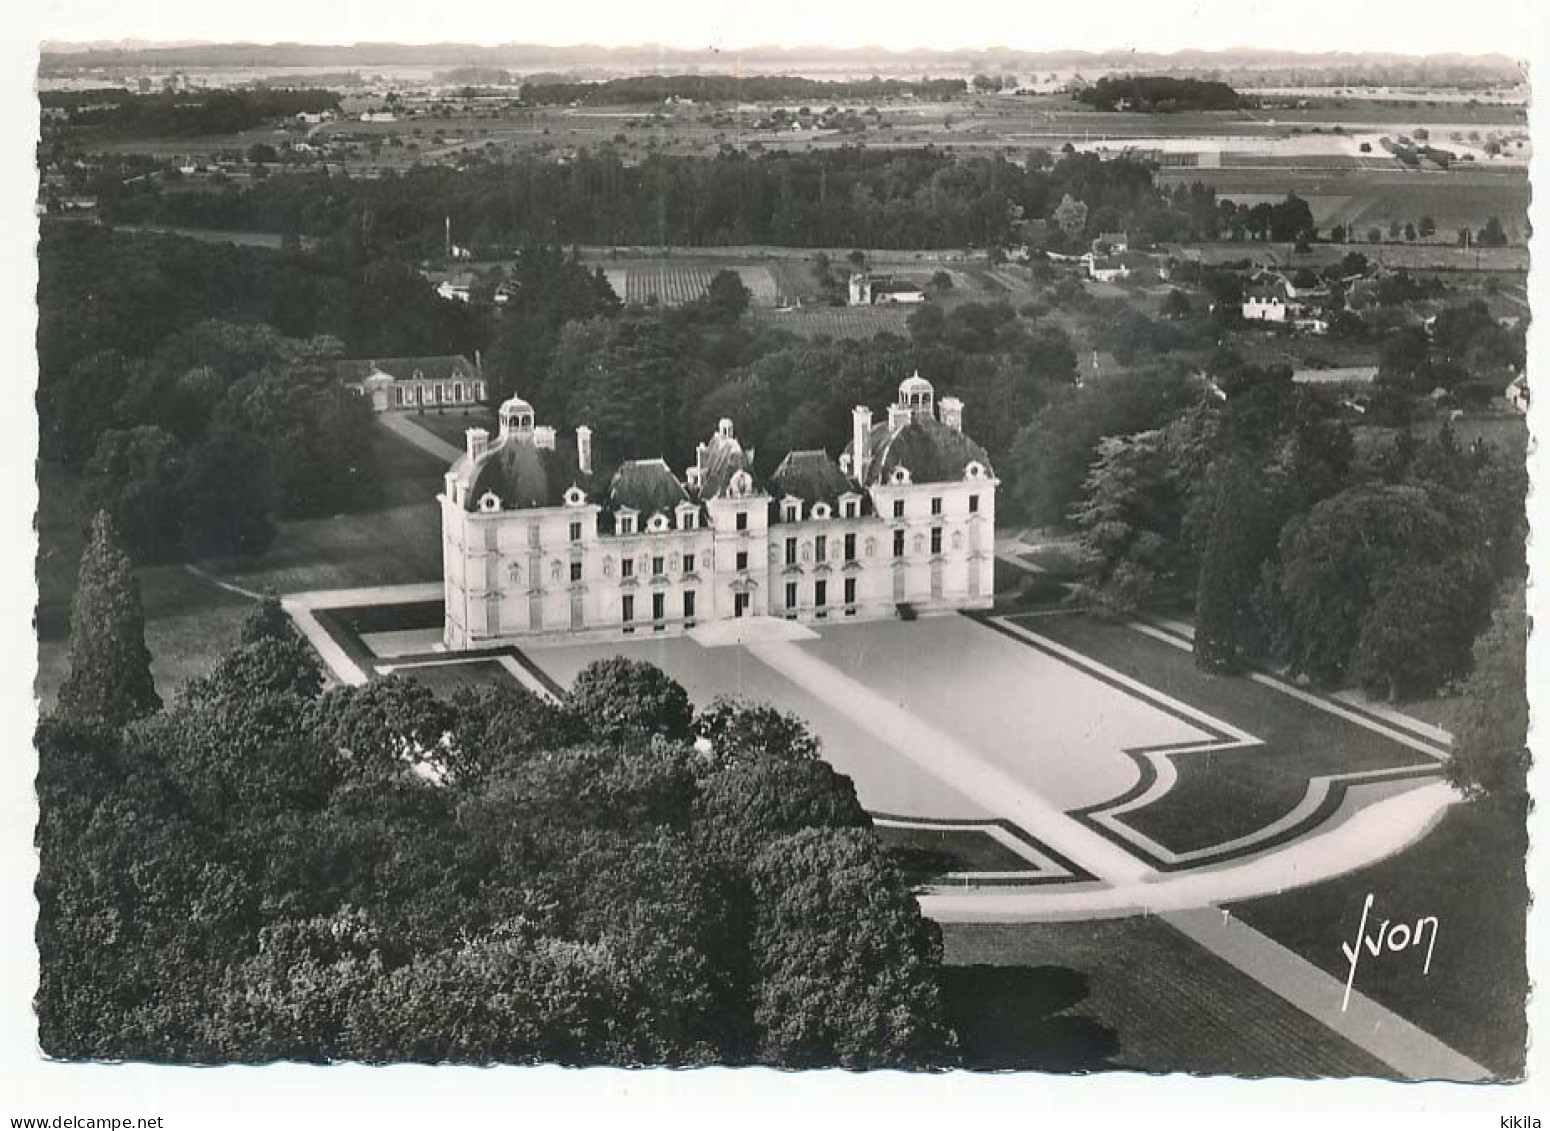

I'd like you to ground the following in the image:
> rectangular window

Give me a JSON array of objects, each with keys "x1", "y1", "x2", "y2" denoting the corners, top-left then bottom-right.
[
  {"x1": 395, "y1": 387, "x2": 406, "y2": 406},
  {"x1": 736, "y1": 551, "x2": 748, "y2": 571},
  {"x1": 453, "y1": 382, "x2": 463, "y2": 402},
  {"x1": 785, "y1": 537, "x2": 797, "y2": 566},
  {"x1": 736, "y1": 511, "x2": 748, "y2": 531},
  {"x1": 893, "y1": 499, "x2": 905, "y2": 519},
  {"x1": 815, "y1": 580, "x2": 827, "y2": 608},
  {"x1": 474, "y1": 382, "x2": 485, "y2": 400},
  {"x1": 682, "y1": 512, "x2": 696, "y2": 530},
  {"x1": 683, "y1": 590, "x2": 696, "y2": 621},
  {"x1": 931, "y1": 527, "x2": 942, "y2": 555},
  {"x1": 621, "y1": 559, "x2": 634, "y2": 578},
  {"x1": 652, "y1": 556, "x2": 664, "y2": 577},
  {"x1": 786, "y1": 581, "x2": 798, "y2": 610},
  {"x1": 569, "y1": 561, "x2": 582, "y2": 582},
  {"x1": 569, "y1": 521, "x2": 582, "y2": 542},
  {"x1": 969, "y1": 494, "x2": 980, "y2": 514},
  {"x1": 844, "y1": 533, "x2": 856, "y2": 562},
  {"x1": 893, "y1": 530, "x2": 905, "y2": 558},
  {"x1": 622, "y1": 595, "x2": 634, "y2": 623},
  {"x1": 652, "y1": 592, "x2": 665, "y2": 622},
  {"x1": 844, "y1": 577, "x2": 856, "y2": 607},
  {"x1": 815, "y1": 535, "x2": 827, "y2": 563},
  {"x1": 682, "y1": 553, "x2": 695, "y2": 575},
  {"x1": 931, "y1": 496, "x2": 942, "y2": 516},
  {"x1": 844, "y1": 500, "x2": 857, "y2": 518},
  {"x1": 784, "y1": 503, "x2": 800, "y2": 522},
  {"x1": 619, "y1": 515, "x2": 635, "y2": 535}
]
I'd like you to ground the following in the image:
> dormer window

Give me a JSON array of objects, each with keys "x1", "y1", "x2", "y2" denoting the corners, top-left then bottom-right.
[
  {"x1": 812, "y1": 503, "x2": 831, "y2": 521},
  {"x1": 618, "y1": 513, "x2": 637, "y2": 535},
  {"x1": 965, "y1": 461, "x2": 985, "y2": 481},
  {"x1": 891, "y1": 466, "x2": 911, "y2": 486},
  {"x1": 783, "y1": 500, "x2": 801, "y2": 523},
  {"x1": 648, "y1": 513, "x2": 669, "y2": 533},
  {"x1": 564, "y1": 486, "x2": 587, "y2": 507},
  {"x1": 679, "y1": 510, "x2": 698, "y2": 531},
  {"x1": 841, "y1": 497, "x2": 859, "y2": 519},
  {"x1": 477, "y1": 491, "x2": 502, "y2": 513},
  {"x1": 730, "y1": 470, "x2": 753, "y2": 497}
]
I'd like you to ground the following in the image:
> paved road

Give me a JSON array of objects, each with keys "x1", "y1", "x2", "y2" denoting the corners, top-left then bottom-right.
[{"x1": 379, "y1": 413, "x2": 464, "y2": 464}]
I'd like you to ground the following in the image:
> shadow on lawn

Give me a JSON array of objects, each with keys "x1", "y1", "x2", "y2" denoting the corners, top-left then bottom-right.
[{"x1": 944, "y1": 964, "x2": 1120, "y2": 1073}]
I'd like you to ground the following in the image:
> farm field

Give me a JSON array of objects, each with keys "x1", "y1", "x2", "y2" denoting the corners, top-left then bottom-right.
[
  {"x1": 599, "y1": 262, "x2": 782, "y2": 307},
  {"x1": 747, "y1": 304, "x2": 914, "y2": 339},
  {"x1": 1166, "y1": 240, "x2": 1529, "y2": 273},
  {"x1": 1156, "y1": 166, "x2": 1530, "y2": 237}
]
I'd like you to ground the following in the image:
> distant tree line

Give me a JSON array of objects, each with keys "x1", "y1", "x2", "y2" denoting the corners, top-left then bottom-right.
[
  {"x1": 42, "y1": 88, "x2": 340, "y2": 137},
  {"x1": 103, "y1": 149, "x2": 1225, "y2": 252},
  {"x1": 1073, "y1": 76, "x2": 1244, "y2": 112},
  {"x1": 519, "y1": 74, "x2": 968, "y2": 106}
]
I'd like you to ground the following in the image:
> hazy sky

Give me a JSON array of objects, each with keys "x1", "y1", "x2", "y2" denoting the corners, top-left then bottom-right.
[{"x1": 28, "y1": 0, "x2": 1538, "y2": 58}]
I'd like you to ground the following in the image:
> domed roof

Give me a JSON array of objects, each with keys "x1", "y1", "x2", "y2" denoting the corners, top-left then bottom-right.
[
  {"x1": 499, "y1": 393, "x2": 535, "y2": 416},
  {"x1": 844, "y1": 416, "x2": 993, "y2": 488},
  {"x1": 899, "y1": 371, "x2": 934, "y2": 397},
  {"x1": 465, "y1": 437, "x2": 592, "y2": 510}
]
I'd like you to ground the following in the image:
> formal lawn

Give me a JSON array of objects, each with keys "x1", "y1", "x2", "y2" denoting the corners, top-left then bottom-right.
[
  {"x1": 1226, "y1": 793, "x2": 1529, "y2": 1079},
  {"x1": 942, "y1": 917, "x2": 1392, "y2": 1076},
  {"x1": 404, "y1": 407, "x2": 499, "y2": 449}
]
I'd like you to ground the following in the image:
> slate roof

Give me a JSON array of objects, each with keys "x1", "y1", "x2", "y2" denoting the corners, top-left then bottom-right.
[
  {"x1": 846, "y1": 417, "x2": 994, "y2": 487},
  {"x1": 609, "y1": 458, "x2": 690, "y2": 516},
  {"x1": 464, "y1": 436, "x2": 593, "y2": 511},
  {"x1": 337, "y1": 355, "x2": 478, "y2": 383},
  {"x1": 698, "y1": 432, "x2": 764, "y2": 499},
  {"x1": 770, "y1": 450, "x2": 854, "y2": 512}
]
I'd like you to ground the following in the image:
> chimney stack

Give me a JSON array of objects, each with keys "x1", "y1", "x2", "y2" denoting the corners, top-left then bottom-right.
[
  {"x1": 466, "y1": 427, "x2": 489, "y2": 461},
  {"x1": 939, "y1": 396, "x2": 964, "y2": 432},
  {"x1": 887, "y1": 403, "x2": 911, "y2": 434},
  {"x1": 851, "y1": 406, "x2": 873, "y2": 484},
  {"x1": 576, "y1": 425, "x2": 593, "y2": 475},
  {"x1": 533, "y1": 425, "x2": 556, "y2": 450}
]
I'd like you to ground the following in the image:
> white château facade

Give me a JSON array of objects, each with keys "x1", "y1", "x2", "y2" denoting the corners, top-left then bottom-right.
[{"x1": 439, "y1": 373, "x2": 996, "y2": 648}]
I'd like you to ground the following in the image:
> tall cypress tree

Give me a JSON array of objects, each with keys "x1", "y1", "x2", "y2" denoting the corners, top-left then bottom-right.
[{"x1": 55, "y1": 510, "x2": 161, "y2": 728}]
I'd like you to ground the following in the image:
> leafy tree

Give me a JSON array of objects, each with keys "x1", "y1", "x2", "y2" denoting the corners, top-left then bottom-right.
[
  {"x1": 1161, "y1": 288, "x2": 1192, "y2": 319},
  {"x1": 307, "y1": 676, "x2": 461, "y2": 786},
  {"x1": 701, "y1": 269, "x2": 752, "y2": 321},
  {"x1": 693, "y1": 698, "x2": 822, "y2": 766},
  {"x1": 567, "y1": 657, "x2": 694, "y2": 745},
  {"x1": 1193, "y1": 457, "x2": 1281, "y2": 672},
  {"x1": 1419, "y1": 214, "x2": 1437, "y2": 238},
  {"x1": 80, "y1": 425, "x2": 187, "y2": 561},
  {"x1": 748, "y1": 828, "x2": 956, "y2": 1069},
  {"x1": 1053, "y1": 193, "x2": 1089, "y2": 242},
  {"x1": 1478, "y1": 216, "x2": 1508, "y2": 247},
  {"x1": 1264, "y1": 484, "x2": 1481, "y2": 688},
  {"x1": 177, "y1": 426, "x2": 276, "y2": 559},
  {"x1": 696, "y1": 755, "x2": 870, "y2": 862},
  {"x1": 55, "y1": 511, "x2": 161, "y2": 728},
  {"x1": 1350, "y1": 559, "x2": 1493, "y2": 700},
  {"x1": 1008, "y1": 364, "x2": 1201, "y2": 526},
  {"x1": 1447, "y1": 581, "x2": 1529, "y2": 799},
  {"x1": 240, "y1": 596, "x2": 294, "y2": 645}
]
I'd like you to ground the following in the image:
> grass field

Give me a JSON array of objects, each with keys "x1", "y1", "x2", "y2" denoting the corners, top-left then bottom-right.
[
  {"x1": 35, "y1": 421, "x2": 451, "y2": 708},
  {"x1": 942, "y1": 917, "x2": 1391, "y2": 1076},
  {"x1": 1227, "y1": 794, "x2": 1529, "y2": 1078},
  {"x1": 404, "y1": 407, "x2": 499, "y2": 448}
]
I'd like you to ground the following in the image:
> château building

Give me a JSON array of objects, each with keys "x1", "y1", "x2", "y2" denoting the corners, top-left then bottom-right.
[{"x1": 438, "y1": 372, "x2": 996, "y2": 648}]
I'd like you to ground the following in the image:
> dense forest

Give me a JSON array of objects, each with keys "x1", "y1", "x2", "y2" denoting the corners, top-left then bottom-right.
[
  {"x1": 519, "y1": 74, "x2": 968, "y2": 106},
  {"x1": 102, "y1": 149, "x2": 1225, "y2": 252},
  {"x1": 1074, "y1": 76, "x2": 1245, "y2": 112},
  {"x1": 41, "y1": 88, "x2": 341, "y2": 137},
  {"x1": 39, "y1": 557, "x2": 958, "y2": 1065}
]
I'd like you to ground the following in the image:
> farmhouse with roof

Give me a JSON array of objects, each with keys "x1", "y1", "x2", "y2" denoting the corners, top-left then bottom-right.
[
  {"x1": 1241, "y1": 272, "x2": 1329, "y2": 334},
  {"x1": 438, "y1": 372, "x2": 997, "y2": 647},
  {"x1": 340, "y1": 355, "x2": 486, "y2": 412},
  {"x1": 848, "y1": 272, "x2": 928, "y2": 306}
]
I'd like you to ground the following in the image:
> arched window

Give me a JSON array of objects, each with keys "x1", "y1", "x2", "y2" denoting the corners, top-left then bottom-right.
[{"x1": 478, "y1": 491, "x2": 502, "y2": 512}]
